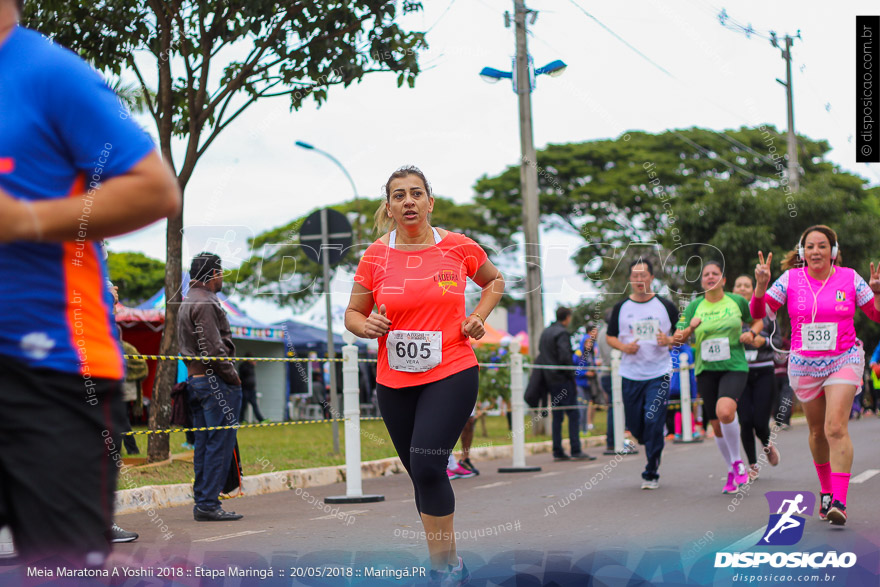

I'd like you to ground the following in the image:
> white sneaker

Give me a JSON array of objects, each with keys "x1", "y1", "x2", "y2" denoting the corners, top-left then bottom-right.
[{"x1": 641, "y1": 479, "x2": 659, "y2": 490}]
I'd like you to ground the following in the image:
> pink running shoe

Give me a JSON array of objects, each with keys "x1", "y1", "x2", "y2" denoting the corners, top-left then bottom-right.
[
  {"x1": 452, "y1": 464, "x2": 476, "y2": 479},
  {"x1": 732, "y1": 460, "x2": 749, "y2": 486},
  {"x1": 722, "y1": 472, "x2": 737, "y2": 494},
  {"x1": 447, "y1": 469, "x2": 459, "y2": 480}
]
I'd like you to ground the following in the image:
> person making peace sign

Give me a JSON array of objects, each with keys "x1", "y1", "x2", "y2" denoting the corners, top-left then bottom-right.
[{"x1": 750, "y1": 225, "x2": 880, "y2": 526}]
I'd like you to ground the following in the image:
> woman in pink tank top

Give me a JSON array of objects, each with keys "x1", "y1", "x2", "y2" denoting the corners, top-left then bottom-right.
[{"x1": 751, "y1": 225, "x2": 880, "y2": 526}]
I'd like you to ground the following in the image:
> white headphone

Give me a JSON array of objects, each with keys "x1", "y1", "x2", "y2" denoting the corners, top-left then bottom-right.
[{"x1": 797, "y1": 233, "x2": 838, "y2": 261}]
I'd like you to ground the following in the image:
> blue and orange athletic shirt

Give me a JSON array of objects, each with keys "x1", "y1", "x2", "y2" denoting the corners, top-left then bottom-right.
[{"x1": 0, "y1": 27, "x2": 156, "y2": 379}]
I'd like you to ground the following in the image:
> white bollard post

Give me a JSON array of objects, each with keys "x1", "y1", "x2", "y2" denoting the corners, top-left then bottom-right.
[
  {"x1": 611, "y1": 349, "x2": 625, "y2": 454},
  {"x1": 678, "y1": 355, "x2": 700, "y2": 443},
  {"x1": 325, "y1": 332, "x2": 384, "y2": 504},
  {"x1": 499, "y1": 340, "x2": 541, "y2": 473},
  {"x1": 609, "y1": 350, "x2": 637, "y2": 455}
]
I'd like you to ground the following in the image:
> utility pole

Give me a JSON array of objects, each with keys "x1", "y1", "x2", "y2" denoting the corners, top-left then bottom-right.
[
  {"x1": 513, "y1": 0, "x2": 544, "y2": 358},
  {"x1": 719, "y1": 13, "x2": 801, "y2": 191},
  {"x1": 773, "y1": 33, "x2": 799, "y2": 192}
]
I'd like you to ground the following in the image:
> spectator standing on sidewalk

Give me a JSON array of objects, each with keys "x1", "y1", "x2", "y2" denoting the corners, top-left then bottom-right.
[
  {"x1": 178, "y1": 253, "x2": 243, "y2": 522},
  {"x1": 537, "y1": 307, "x2": 596, "y2": 462}
]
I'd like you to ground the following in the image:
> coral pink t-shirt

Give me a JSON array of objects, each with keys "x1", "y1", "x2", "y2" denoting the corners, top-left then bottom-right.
[{"x1": 354, "y1": 231, "x2": 488, "y2": 388}]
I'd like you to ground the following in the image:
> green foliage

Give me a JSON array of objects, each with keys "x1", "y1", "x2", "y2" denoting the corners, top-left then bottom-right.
[
  {"x1": 473, "y1": 345, "x2": 511, "y2": 404},
  {"x1": 24, "y1": 2, "x2": 427, "y2": 142},
  {"x1": 472, "y1": 126, "x2": 879, "y2": 346},
  {"x1": 106, "y1": 251, "x2": 166, "y2": 306},
  {"x1": 231, "y1": 195, "x2": 494, "y2": 307}
]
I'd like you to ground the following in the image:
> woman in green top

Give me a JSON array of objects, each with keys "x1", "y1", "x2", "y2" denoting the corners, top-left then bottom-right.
[{"x1": 674, "y1": 261, "x2": 764, "y2": 494}]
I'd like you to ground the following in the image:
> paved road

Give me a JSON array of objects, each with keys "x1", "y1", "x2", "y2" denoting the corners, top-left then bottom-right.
[{"x1": 3, "y1": 417, "x2": 879, "y2": 585}]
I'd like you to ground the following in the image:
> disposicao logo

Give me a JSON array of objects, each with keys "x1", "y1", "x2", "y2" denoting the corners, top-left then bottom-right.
[
  {"x1": 714, "y1": 491, "x2": 857, "y2": 569},
  {"x1": 759, "y1": 491, "x2": 814, "y2": 546}
]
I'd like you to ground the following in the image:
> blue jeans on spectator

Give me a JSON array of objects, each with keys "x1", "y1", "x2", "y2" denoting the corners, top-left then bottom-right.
[
  {"x1": 188, "y1": 375, "x2": 241, "y2": 511},
  {"x1": 601, "y1": 375, "x2": 615, "y2": 450},
  {"x1": 576, "y1": 385, "x2": 589, "y2": 432},
  {"x1": 621, "y1": 375, "x2": 669, "y2": 481},
  {"x1": 551, "y1": 381, "x2": 581, "y2": 456}
]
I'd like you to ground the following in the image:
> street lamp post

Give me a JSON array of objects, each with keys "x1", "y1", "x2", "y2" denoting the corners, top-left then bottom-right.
[
  {"x1": 294, "y1": 141, "x2": 361, "y2": 455},
  {"x1": 479, "y1": 3, "x2": 566, "y2": 359},
  {"x1": 294, "y1": 141, "x2": 364, "y2": 245},
  {"x1": 294, "y1": 141, "x2": 360, "y2": 204}
]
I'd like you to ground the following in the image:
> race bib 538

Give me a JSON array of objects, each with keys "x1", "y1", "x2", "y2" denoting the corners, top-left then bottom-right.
[{"x1": 802, "y1": 323, "x2": 837, "y2": 351}]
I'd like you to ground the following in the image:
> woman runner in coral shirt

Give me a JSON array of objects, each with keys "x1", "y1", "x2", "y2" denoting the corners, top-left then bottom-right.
[
  {"x1": 751, "y1": 225, "x2": 880, "y2": 526},
  {"x1": 345, "y1": 166, "x2": 504, "y2": 585}
]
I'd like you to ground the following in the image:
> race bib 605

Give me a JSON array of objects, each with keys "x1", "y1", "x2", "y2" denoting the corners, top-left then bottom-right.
[{"x1": 386, "y1": 330, "x2": 442, "y2": 373}]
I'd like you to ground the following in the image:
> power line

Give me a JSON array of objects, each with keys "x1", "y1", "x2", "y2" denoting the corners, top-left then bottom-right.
[
  {"x1": 672, "y1": 131, "x2": 775, "y2": 183},
  {"x1": 718, "y1": 7, "x2": 801, "y2": 190},
  {"x1": 563, "y1": 1, "x2": 761, "y2": 129},
  {"x1": 714, "y1": 131, "x2": 779, "y2": 167},
  {"x1": 716, "y1": 8, "x2": 774, "y2": 42},
  {"x1": 795, "y1": 62, "x2": 880, "y2": 185},
  {"x1": 425, "y1": 0, "x2": 458, "y2": 34},
  {"x1": 563, "y1": 1, "x2": 781, "y2": 181},
  {"x1": 564, "y1": 1, "x2": 871, "y2": 189},
  {"x1": 566, "y1": 0, "x2": 676, "y2": 78}
]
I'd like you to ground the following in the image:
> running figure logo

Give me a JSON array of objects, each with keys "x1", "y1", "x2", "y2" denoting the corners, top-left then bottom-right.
[{"x1": 758, "y1": 492, "x2": 816, "y2": 546}]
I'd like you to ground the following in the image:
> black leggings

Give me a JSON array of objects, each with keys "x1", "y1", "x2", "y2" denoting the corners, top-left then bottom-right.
[
  {"x1": 737, "y1": 366, "x2": 774, "y2": 465},
  {"x1": 377, "y1": 367, "x2": 478, "y2": 517},
  {"x1": 697, "y1": 370, "x2": 747, "y2": 422}
]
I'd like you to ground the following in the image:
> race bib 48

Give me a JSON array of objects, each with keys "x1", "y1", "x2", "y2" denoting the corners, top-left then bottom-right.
[{"x1": 701, "y1": 337, "x2": 731, "y2": 362}]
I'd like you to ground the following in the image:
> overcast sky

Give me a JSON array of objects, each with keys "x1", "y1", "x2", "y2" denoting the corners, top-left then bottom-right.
[{"x1": 105, "y1": 0, "x2": 879, "y2": 323}]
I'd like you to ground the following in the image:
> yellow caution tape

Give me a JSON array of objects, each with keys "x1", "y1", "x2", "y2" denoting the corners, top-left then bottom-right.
[{"x1": 122, "y1": 415, "x2": 387, "y2": 436}]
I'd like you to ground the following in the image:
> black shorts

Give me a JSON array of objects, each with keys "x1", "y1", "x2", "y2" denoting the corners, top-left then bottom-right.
[
  {"x1": 697, "y1": 370, "x2": 748, "y2": 422},
  {"x1": 0, "y1": 356, "x2": 121, "y2": 565}
]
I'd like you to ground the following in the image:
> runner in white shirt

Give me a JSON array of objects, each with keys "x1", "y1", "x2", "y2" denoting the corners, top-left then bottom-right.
[{"x1": 605, "y1": 259, "x2": 679, "y2": 489}]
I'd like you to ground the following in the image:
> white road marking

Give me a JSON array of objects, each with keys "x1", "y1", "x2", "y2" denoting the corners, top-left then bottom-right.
[
  {"x1": 719, "y1": 527, "x2": 767, "y2": 553},
  {"x1": 851, "y1": 469, "x2": 879, "y2": 484},
  {"x1": 578, "y1": 464, "x2": 602, "y2": 470},
  {"x1": 311, "y1": 509, "x2": 370, "y2": 520},
  {"x1": 475, "y1": 481, "x2": 511, "y2": 489},
  {"x1": 195, "y1": 530, "x2": 266, "y2": 543},
  {"x1": 534, "y1": 472, "x2": 560, "y2": 478}
]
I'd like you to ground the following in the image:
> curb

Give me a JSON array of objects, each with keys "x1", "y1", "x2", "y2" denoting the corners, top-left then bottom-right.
[
  {"x1": 116, "y1": 418, "x2": 807, "y2": 515},
  {"x1": 115, "y1": 434, "x2": 607, "y2": 515}
]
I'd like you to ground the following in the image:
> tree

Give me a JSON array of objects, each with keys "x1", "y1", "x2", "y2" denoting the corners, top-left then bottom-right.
[
  {"x1": 107, "y1": 251, "x2": 166, "y2": 305},
  {"x1": 25, "y1": 1, "x2": 426, "y2": 461},
  {"x1": 232, "y1": 195, "x2": 495, "y2": 307},
  {"x1": 474, "y1": 126, "x2": 880, "y2": 342}
]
